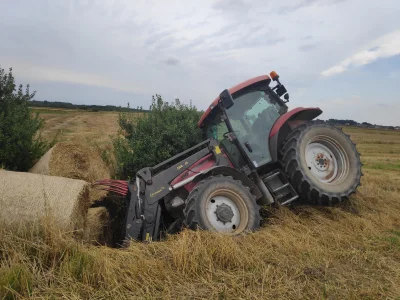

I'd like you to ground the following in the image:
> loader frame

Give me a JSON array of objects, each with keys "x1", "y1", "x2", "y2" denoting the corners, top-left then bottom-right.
[{"x1": 124, "y1": 139, "x2": 236, "y2": 242}]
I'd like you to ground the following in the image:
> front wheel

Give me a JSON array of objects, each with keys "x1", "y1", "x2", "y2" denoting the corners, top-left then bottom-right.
[
  {"x1": 183, "y1": 175, "x2": 261, "y2": 234},
  {"x1": 280, "y1": 122, "x2": 362, "y2": 206}
]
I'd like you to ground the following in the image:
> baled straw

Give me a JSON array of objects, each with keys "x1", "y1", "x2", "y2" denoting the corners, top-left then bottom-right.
[
  {"x1": 84, "y1": 207, "x2": 112, "y2": 245},
  {"x1": 29, "y1": 142, "x2": 110, "y2": 203},
  {"x1": 30, "y1": 142, "x2": 110, "y2": 182},
  {"x1": 0, "y1": 171, "x2": 90, "y2": 233}
]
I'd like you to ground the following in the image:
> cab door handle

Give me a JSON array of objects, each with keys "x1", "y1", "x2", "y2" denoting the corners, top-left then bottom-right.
[{"x1": 244, "y1": 142, "x2": 253, "y2": 153}]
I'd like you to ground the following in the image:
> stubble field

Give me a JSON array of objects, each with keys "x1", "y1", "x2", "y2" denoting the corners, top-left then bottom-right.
[{"x1": 1, "y1": 109, "x2": 400, "y2": 299}]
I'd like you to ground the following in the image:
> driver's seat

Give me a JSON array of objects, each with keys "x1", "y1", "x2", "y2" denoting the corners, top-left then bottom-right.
[{"x1": 252, "y1": 106, "x2": 278, "y2": 133}]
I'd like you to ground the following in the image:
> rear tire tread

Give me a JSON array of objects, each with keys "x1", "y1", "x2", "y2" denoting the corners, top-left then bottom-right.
[{"x1": 280, "y1": 122, "x2": 362, "y2": 206}]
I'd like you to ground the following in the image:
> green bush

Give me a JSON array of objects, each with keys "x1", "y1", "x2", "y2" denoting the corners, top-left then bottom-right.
[
  {"x1": 0, "y1": 66, "x2": 49, "y2": 171},
  {"x1": 114, "y1": 95, "x2": 203, "y2": 178}
]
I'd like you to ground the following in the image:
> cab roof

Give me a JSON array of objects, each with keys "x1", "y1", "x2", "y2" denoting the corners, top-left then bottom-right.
[{"x1": 198, "y1": 75, "x2": 272, "y2": 128}]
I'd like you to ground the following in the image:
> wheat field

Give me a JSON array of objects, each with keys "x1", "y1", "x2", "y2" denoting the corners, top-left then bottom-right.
[{"x1": 1, "y1": 110, "x2": 400, "y2": 299}]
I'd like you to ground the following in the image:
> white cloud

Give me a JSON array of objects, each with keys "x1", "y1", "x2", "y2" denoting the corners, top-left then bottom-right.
[
  {"x1": 321, "y1": 30, "x2": 400, "y2": 77},
  {"x1": 292, "y1": 88, "x2": 307, "y2": 98},
  {"x1": 1, "y1": 0, "x2": 400, "y2": 124},
  {"x1": 389, "y1": 71, "x2": 399, "y2": 78},
  {"x1": 7, "y1": 60, "x2": 149, "y2": 94},
  {"x1": 318, "y1": 99, "x2": 400, "y2": 126}
]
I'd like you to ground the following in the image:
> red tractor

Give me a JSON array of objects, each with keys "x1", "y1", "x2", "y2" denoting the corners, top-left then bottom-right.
[{"x1": 103, "y1": 72, "x2": 362, "y2": 242}]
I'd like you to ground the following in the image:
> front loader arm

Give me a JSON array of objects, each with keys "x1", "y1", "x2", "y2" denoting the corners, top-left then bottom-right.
[{"x1": 123, "y1": 139, "x2": 229, "y2": 243}]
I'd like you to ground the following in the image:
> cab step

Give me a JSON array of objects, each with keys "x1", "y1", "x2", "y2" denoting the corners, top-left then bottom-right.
[{"x1": 262, "y1": 170, "x2": 298, "y2": 205}]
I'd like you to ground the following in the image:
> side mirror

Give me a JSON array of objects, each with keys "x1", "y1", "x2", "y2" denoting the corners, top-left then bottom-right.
[
  {"x1": 219, "y1": 89, "x2": 234, "y2": 109},
  {"x1": 275, "y1": 84, "x2": 287, "y2": 97}
]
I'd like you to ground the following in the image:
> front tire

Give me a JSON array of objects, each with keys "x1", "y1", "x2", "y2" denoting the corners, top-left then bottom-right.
[
  {"x1": 183, "y1": 175, "x2": 261, "y2": 234},
  {"x1": 280, "y1": 122, "x2": 362, "y2": 206}
]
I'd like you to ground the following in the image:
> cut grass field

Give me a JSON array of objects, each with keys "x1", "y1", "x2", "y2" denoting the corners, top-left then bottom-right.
[
  {"x1": 31, "y1": 108, "x2": 120, "y2": 150},
  {"x1": 1, "y1": 111, "x2": 400, "y2": 299}
]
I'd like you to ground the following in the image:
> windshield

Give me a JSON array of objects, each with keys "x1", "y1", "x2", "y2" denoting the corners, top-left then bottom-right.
[{"x1": 225, "y1": 90, "x2": 284, "y2": 167}]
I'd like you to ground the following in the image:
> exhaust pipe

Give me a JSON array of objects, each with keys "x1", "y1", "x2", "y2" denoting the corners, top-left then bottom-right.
[{"x1": 254, "y1": 173, "x2": 274, "y2": 205}]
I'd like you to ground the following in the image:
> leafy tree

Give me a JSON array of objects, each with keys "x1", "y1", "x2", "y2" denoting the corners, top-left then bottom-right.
[
  {"x1": 0, "y1": 66, "x2": 49, "y2": 171},
  {"x1": 113, "y1": 95, "x2": 203, "y2": 178}
]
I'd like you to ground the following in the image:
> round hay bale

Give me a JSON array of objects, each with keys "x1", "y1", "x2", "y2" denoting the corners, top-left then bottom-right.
[
  {"x1": 29, "y1": 142, "x2": 110, "y2": 203},
  {"x1": 30, "y1": 142, "x2": 110, "y2": 182},
  {"x1": 83, "y1": 207, "x2": 112, "y2": 245},
  {"x1": 29, "y1": 147, "x2": 54, "y2": 175},
  {"x1": 0, "y1": 171, "x2": 90, "y2": 233}
]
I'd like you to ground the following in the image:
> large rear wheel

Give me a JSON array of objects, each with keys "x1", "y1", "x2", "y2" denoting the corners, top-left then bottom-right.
[
  {"x1": 280, "y1": 122, "x2": 362, "y2": 205},
  {"x1": 183, "y1": 175, "x2": 261, "y2": 234}
]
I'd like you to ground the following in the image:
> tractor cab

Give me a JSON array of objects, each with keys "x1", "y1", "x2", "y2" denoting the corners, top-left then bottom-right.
[{"x1": 199, "y1": 72, "x2": 289, "y2": 170}]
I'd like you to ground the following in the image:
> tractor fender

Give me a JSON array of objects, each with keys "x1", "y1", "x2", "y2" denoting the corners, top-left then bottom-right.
[
  {"x1": 183, "y1": 166, "x2": 263, "y2": 200},
  {"x1": 269, "y1": 107, "x2": 322, "y2": 161}
]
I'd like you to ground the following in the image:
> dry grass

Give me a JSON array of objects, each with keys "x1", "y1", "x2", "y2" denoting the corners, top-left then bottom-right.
[
  {"x1": 32, "y1": 108, "x2": 143, "y2": 176},
  {"x1": 30, "y1": 142, "x2": 111, "y2": 182},
  {"x1": 1, "y1": 116, "x2": 400, "y2": 299},
  {"x1": 84, "y1": 207, "x2": 112, "y2": 246},
  {"x1": 32, "y1": 108, "x2": 120, "y2": 147}
]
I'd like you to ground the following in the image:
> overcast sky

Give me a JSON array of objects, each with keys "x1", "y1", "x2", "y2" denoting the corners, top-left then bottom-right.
[{"x1": 1, "y1": 0, "x2": 399, "y2": 125}]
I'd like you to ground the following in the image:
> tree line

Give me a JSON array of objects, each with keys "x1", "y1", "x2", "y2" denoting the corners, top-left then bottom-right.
[
  {"x1": 315, "y1": 119, "x2": 397, "y2": 129},
  {"x1": 29, "y1": 100, "x2": 149, "y2": 113}
]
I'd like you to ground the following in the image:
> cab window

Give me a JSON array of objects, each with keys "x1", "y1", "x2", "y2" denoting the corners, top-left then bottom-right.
[{"x1": 204, "y1": 112, "x2": 228, "y2": 142}]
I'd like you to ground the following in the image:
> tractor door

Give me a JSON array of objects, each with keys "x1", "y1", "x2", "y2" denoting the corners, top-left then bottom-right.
[
  {"x1": 204, "y1": 110, "x2": 247, "y2": 169},
  {"x1": 224, "y1": 90, "x2": 286, "y2": 168}
]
